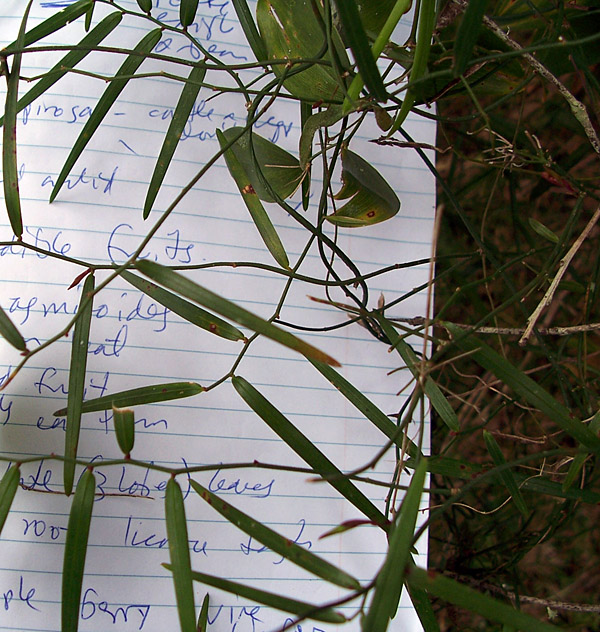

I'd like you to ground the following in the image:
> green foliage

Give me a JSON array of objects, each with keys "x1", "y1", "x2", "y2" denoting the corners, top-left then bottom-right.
[
  {"x1": 62, "y1": 469, "x2": 95, "y2": 632},
  {"x1": 1, "y1": 0, "x2": 600, "y2": 630}
]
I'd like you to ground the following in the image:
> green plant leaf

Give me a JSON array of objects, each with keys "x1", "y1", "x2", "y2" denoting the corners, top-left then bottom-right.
[
  {"x1": 120, "y1": 270, "x2": 245, "y2": 341},
  {"x1": 2, "y1": 1, "x2": 33, "y2": 238},
  {"x1": 232, "y1": 375, "x2": 387, "y2": 527},
  {"x1": 406, "y1": 566, "x2": 561, "y2": 632},
  {"x1": 218, "y1": 127, "x2": 302, "y2": 203},
  {"x1": 144, "y1": 64, "x2": 206, "y2": 218},
  {"x1": 197, "y1": 593, "x2": 209, "y2": 632},
  {"x1": 563, "y1": 410, "x2": 600, "y2": 491},
  {"x1": 351, "y1": 0, "x2": 400, "y2": 39},
  {"x1": 50, "y1": 28, "x2": 162, "y2": 203},
  {"x1": 388, "y1": 0, "x2": 436, "y2": 133},
  {"x1": 0, "y1": 12, "x2": 123, "y2": 130},
  {"x1": 216, "y1": 129, "x2": 290, "y2": 268},
  {"x1": 327, "y1": 147, "x2": 400, "y2": 227},
  {"x1": 180, "y1": 0, "x2": 200, "y2": 28},
  {"x1": 300, "y1": 101, "x2": 312, "y2": 208},
  {"x1": 84, "y1": 3, "x2": 94, "y2": 32},
  {"x1": 453, "y1": 0, "x2": 489, "y2": 76},
  {"x1": 334, "y1": 0, "x2": 387, "y2": 102},
  {"x1": 342, "y1": 0, "x2": 412, "y2": 111},
  {"x1": 0, "y1": 465, "x2": 20, "y2": 536},
  {"x1": 529, "y1": 218, "x2": 560, "y2": 244},
  {"x1": 136, "y1": 0, "x2": 152, "y2": 13},
  {"x1": 112, "y1": 405, "x2": 135, "y2": 456},
  {"x1": 136, "y1": 260, "x2": 340, "y2": 366},
  {"x1": 165, "y1": 477, "x2": 196, "y2": 632},
  {"x1": 190, "y1": 478, "x2": 361, "y2": 590},
  {"x1": 256, "y1": 0, "x2": 347, "y2": 102},
  {"x1": 375, "y1": 316, "x2": 460, "y2": 431},
  {"x1": 0, "y1": 305, "x2": 27, "y2": 352},
  {"x1": 163, "y1": 565, "x2": 345, "y2": 623},
  {"x1": 407, "y1": 582, "x2": 441, "y2": 632},
  {"x1": 3, "y1": 0, "x2": 92, "y2": 52},
  {"x1": 520, "y1": 473, "x2": 600, "y2": 504},
  {"x1": 361, "y1": 458, "x2": 427, "y2": 632},
  {"x1": 444, "y1": 322, "x2": 600, "y2": 451},
  {"x1": 299, "y1": 104, "x2": 344, "y2": 170},
  {"x1": 53, "y1": 382, "x2": 203, "y2": 416},
  {"x1": 419, "y1": 455, "x2": 600, "y2": 504},
  {"x1": 309, "y1": 359, "x2": 419, "y2": 457},
  {"x1": 483, "y1": 430, "x2": 529, "y2": 518},
  {"x1": 64, "y1": 274, "x2": 95, "y2": 496},
  {"x1": 62, "y1": 468, "x2": 95, "y2": 632},
  {"x1": 231, "y1": 0, "x2": 268, "y2": 61}
]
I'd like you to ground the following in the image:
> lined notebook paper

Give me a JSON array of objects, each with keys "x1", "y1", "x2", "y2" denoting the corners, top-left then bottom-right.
[{"x1": 0, "y1": 1, "x2": 435, "y2": 630}]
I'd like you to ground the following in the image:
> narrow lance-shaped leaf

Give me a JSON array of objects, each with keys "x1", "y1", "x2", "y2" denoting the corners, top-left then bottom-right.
[
  {"x1": 190, "y1": 479, "x2": 360, "y2": 590},
  {"x1": 216, "y1": 129, "x2": 289, "y2": 269},
  {"x1": 231, "y1": 0, "x2": 268, "y2": 62},
  {"x1": 300, "y1": 101, "x2": 312, "y2": 209},
  {"x1": 54, "y1": 382, "x2": 203, "y2": 416},
  {"x1": 309, "y1": 359, "x2": 419, "y2": 458},
  {"x1": 0, "y1": 12, "x2": 123, "y2": 128},
  {"x1": 62, "y1": 468, "x2": 95, "y2": 632},
  {"x1": 342, "y1": 0, "x2": 412, "y2": 112},
  {"x1": 327, "y1": 147, "x2": 400, "y2": 227},
  {"x1": 444, "y1": 322, "x2": 600, "y2": 451},
  {"x1": 50, "y1": 28, "x2": 162, "y2": 203},
  {"x1": 299, "y1": 105, "x2": 344, "y2": 171},
  {"x1": 120, "y1": 270, "x2": 245, "y2": 341},
  {"x1": 563, "y1": 410, "x2": 600, "y2": 491},
  {"x1": 2, "y1": 0, "x2": 33, "y2": 238},
  {"x1": 197, "y1": 594, "x2": 209, "y2": 632},
  {"x1": 406, "y1": 566, "x2": 562, "y2": 632},
  {"x1": 0, "y1": 465, "x2": 20, "y2": 536},
  {"x1": 483, "y1": 430, "x2": 529, "y2": 518},
  {"x1": 112, "y1": 405, "x2": 135, "y2": 456},
  {"x1": 163, "y1": 564, "x2": 345, "y2": 624},
  {"x1": 388, "y1": 0, "x2": 436, "y2": 134},
  {"x1": 165, "y1": 478, "x2": 196, "y2": 632},
  {"x1": 180, "y1": 0, "x2": 200, "y2": 28},
  {"x1": 84, "y1": 2, "x2": 94, "y2": 31},
  {"x1": 64, "y1": 274, "x2": 95, "y2": 496},
  {"x1": 375, "y1": 316, "x2": 460, "y2": 432},
  {"x1": 232, "y1": 376, "x2": 387, "y2": 527},
  {"x1": 0, "y1": 305, "x2": 27, "y2": 352},
  {"x1": 519, "y1": 472, "x2": 600, "y2": 504},
  {"x1": 136, "y1": 260, "x2": 340, "y2": 366},
  {"x1": 334, "y1": 0, "x2": 387, "y2": 102},
  {"x1": 3, "y1": 0, "x2": 92, "y2": 52},
  {"x1": 361, "y1": 459, "x2": 427, "y2": 632},
  {"x1": 406, "y1": 582, "x2": 441, "y2": 632},
  {"x1": 144, "y1": 64, "x2": 206, "y2": 218},
  {"x1": 529, "y1": 218, "x2": 560, "y2": 244},
  {"x1": 453, "y1": 0, "x2": 489, "y2": 76},
  {"x1": 414, "y1": 455, "x2": 600, "y2": 505}
]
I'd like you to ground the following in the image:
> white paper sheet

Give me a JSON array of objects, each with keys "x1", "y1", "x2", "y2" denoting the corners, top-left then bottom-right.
[{"x1": 0, "y1": 2, "x2": 435, "y2": 630}]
